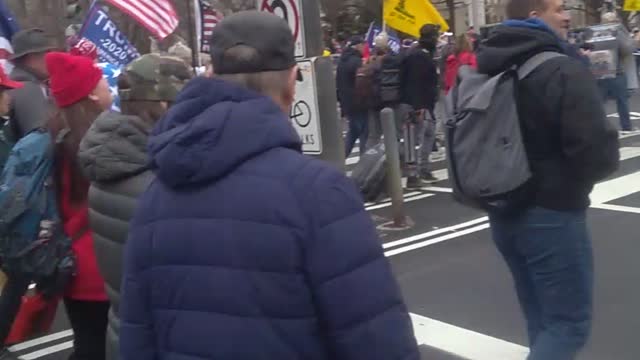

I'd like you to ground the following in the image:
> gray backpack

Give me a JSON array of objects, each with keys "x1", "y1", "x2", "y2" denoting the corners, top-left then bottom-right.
[{"x1": 445, "y1": 52, "x2": 565, "y2": 211}]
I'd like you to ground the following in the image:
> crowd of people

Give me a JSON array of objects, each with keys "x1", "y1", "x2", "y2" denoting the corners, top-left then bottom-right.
[
  {"x1": 0, "y1": 1, "x2": 631, "y2": 360},
  {"x1": 336, "y1": 25, "x2": 479, "y2": 188}
]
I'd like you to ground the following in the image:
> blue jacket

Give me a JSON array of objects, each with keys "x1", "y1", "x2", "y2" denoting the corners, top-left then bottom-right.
[{"x1": 120, "y1": 78, "x2": 419, "y2": 360}]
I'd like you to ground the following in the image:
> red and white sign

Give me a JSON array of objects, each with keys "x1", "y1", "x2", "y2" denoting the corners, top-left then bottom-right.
[{"x1": 258, "y1": 0, "x2": 305, "y2": 58}]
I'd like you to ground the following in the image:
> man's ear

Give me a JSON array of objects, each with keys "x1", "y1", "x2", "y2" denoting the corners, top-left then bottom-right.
[
  {"x1": 529, "y1": 10, "x2": 539, "y2": 18},
  {"x1": 88, "y1": 93, "x2": 99, "y2": 102}
]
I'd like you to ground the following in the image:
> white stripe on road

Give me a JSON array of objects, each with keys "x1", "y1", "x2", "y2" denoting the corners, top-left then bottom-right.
[
  {"x1": 590, "y1": 171, "x2": 640, "y2": 204},
  {"x1": 383, "y1": 217, "x2": 489, "y2": 250},
  {"x1": 619, "y1": 131, "x2": 640, "y2": 139},
  {"x1": 385, "y1": 223, "x2": 491, "y2": 257},
  {"x1": 365, "y1": 193, "x2": 435, "y2": 211},
  {"x1": 19, "y1": 340, "x2": 73, "y2": 360},
  {"x1": 619, "y1": 146, "x2": 640, "y2": 160},
  {"x1": 411, "y1": 313, "x2": 529, "y2": 360},
  {"x1": 421, "y1": 186, "x2": 453, "y2": 193},
  {"x1": 591, "y1": 203, "x2": 640, "y2": 214},
  {"x1": 383, "y1": 166, "x2": 640, "y2": 257},
  {"x1": 607, "y1": 113, "x2": 640, "y2": 120},
  {"x1": 9, "y1": 330, "x2": 73, "y2": 352},
  {"x1": 365, "y1": 191, "x2": 421, "y2": 207}
]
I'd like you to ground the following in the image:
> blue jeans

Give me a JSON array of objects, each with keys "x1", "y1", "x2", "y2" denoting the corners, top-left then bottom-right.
[
  {"x1": 345, "y1": 112, "x2": 369, "y2": 157},
  {"x1": 489, "y1": 207, "x2": 593, "y2": 360},
  {"x1": 598, "y1": 74, "x2": 631, "y2": 131}
]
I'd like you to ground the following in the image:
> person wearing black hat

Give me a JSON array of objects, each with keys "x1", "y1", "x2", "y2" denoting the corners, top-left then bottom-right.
[
  {"x1": 336, "y1": 35, "x2": 369, "y2": 157},
  {"x1": 399, "y1": 23, "x2": 441, "y2": 188},
  {"x1": 8, "y1": 28, "x2": 55, "y2": 139},
  {"x1": 119, "y1": 10, "x2": 419, "y2": 360}
]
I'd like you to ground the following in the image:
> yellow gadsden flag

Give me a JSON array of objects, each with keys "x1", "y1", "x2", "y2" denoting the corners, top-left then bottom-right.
[
  {"x1": 624, "y1": 0, "x2": 640, "y2": 11},
  {"x1": 383, "y1": 0, "x2": 449, "y2": 37}
]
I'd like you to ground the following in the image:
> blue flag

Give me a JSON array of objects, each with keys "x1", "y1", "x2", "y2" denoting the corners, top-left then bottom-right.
[
  {"x1": 365, "y1": 23, "x2": 401, "y2": 55},
  {"x1": 97, "y1": 62, "x2": 122, "y2": 112},
  {"x1": 0, "y1": 0, "x2": 18, "y2": 74},
  {"x1": 79, "y1": 3, "x2": 139, "y2": 67}
]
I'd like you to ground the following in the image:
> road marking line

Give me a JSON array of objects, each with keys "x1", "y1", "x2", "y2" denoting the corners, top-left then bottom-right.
[
  {"x1": 19, "y1": 340, "x2": 73, "y2": 360},
  {"x1": 619, "y1": 131, "x2": 640, "y2": 139},
  {"x1": 590, "y1": 171, "x2": 640, "y2": 204},
  {"x1": 608, "y1": 113, "x2": 640, "y2": 120},
  {"x1": 383, "y1": 216, "x2": 489, "y2": 250},
  {"x1": 619, "y1": 147, "x2": 640, "y2": 161},
  {"x1": 421, "y1": 186, "x2": 453, "y2": 193},
  {"x1": 366, "y1": 193, "x2": 435, "y2": 211},
  {"x1": 410, "y1": 313, "x2": 529, "y2": 360},
  {"x1": 364, "y1": 191, "x2": 421, "y2": 207},
  {"x1": 591, "y1": 203, "x2": 640, "y2": 214},
  {"x1": 384, "y1": 169, "x2": 640, "y2": 256},
  {"x1": 385, "y1": 223, "x2": 491, "y2": 257},
  {"x1": 345, "y1": 156, "x2": 359, "y2": 166},
  {"x1": 9, "y1": 330, "x2": 73, "y2": 352}
]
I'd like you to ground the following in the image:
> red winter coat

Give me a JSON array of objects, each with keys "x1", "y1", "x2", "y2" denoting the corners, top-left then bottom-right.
[
  {"x1": 59, "y1": 157, "x2": 108, "y2": 301},
  {"x1": 444, "y1": 52, "x2": 477, "y2": 94}
]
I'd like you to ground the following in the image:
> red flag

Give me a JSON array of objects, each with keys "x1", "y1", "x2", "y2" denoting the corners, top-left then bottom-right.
[{"x1": 106, "y1": 0, "x2": 179, "y2": 40}]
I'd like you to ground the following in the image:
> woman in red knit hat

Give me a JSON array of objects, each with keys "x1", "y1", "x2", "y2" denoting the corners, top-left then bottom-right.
[{"x1": 45, "y1": 52, "x2": 111, "y2": 360}]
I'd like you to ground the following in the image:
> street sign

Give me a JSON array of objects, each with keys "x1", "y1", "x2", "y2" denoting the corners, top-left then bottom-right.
[
  {"x1": 291, "y1": 59, "x2": 322, "y2": 154},
  {"x1": 258, "y1": 0, "x2": 305, "y2": 58}
]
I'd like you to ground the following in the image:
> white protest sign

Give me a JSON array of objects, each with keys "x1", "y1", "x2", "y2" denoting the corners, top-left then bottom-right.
[
  {"x1": 291, "y1": 59, "x2": 322, "y2": 154},
  {"x1": 258, "y1": 0, "x2": 305, "y2": 58}
]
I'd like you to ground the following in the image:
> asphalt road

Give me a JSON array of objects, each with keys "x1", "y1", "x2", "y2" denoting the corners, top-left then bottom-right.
[{"x1": 9, "y1": 98, "x2": 640, "y2": 360}]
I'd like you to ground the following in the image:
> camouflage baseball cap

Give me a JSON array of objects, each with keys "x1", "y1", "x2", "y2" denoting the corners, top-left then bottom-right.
[{"x1": 119, "y1": 53, "x2": 193, "y2": 102}]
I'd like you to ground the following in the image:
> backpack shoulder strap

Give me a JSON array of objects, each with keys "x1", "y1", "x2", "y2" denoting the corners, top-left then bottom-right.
[{"x1": 517, "y1": 51, "x2": 567, "y2": 80}]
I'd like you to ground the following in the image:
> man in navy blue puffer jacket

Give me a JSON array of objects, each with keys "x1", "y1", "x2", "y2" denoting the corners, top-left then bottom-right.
[{"x1": 120, "y1": 11, "x2": 419, "y2": 360}]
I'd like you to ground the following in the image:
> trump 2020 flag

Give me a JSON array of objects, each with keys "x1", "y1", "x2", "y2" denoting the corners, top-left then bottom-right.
[
  {"x1": 365, "y1": 22, "x2": 401, "y2": 54},
  {"x1": 0, "y1": 0, "x2": 19, "y2": 74},
  {"x1": 383, "y1": 0, "x2": 449, "y2": 37},
  {"x1": 79, "y1": 2, "x2": 140, "y2": 67}
]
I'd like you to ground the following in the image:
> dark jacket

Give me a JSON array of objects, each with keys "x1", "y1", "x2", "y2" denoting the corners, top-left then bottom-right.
[
  {"x1": 78, "y1": 111, "x2": 154, "y2": 360},
  {"x1": 477, "y1": 22, "x2": 619, "y2": 210},
  {"x1": 9, "y1": 66, "x2": 50, "y2": 138},
  {"x1": 120, "y1": 78, "x2": 419, "y2": 360},
  {"x1": 336, "y1": 47, "x2": 364, "y2": 115},
  {"x1": 400, "y1": 46, "x2": 438, "y2": 111}
]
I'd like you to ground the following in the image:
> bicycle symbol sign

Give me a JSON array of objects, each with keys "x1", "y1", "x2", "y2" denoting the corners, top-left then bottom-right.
[{"x1": 291, "y1": 100, "x2": 311, "y2": 128}]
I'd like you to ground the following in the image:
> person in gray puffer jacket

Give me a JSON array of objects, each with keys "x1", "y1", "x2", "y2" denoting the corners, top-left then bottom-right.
[{"x1": 77, "y1": 53, "x2": 192, "y2": 360}]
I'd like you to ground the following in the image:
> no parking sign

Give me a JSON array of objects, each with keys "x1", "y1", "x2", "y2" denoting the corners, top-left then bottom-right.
[{"x1": 258, "y1": 0, "x2": 305, "y2": 58}]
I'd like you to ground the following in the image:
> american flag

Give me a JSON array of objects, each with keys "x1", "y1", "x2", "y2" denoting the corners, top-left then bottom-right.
[
  {"x1": 195, "y1": 0, "x2": 222, "y2": 53},
  {"x1": 105, "y1": 0, "x2": 179, "y2": 40}
]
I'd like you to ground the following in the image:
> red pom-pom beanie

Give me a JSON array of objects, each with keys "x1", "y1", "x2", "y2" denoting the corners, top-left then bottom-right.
[{"x1": 46, "y1": 52, "x2": 103, "y2": 108}]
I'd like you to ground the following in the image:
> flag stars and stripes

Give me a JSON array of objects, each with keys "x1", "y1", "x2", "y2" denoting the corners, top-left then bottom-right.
[{"x1": 106, "y1": 0, "x2": 178, "y2": 40}]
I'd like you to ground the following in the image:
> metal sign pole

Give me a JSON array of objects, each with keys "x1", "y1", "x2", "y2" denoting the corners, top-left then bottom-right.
[
  {"x1": 257, "y1": 0, "x2": 345, "y2": 170},
  {"x1": 299, "y1": 0, "x2": 344, "y2": 170}
]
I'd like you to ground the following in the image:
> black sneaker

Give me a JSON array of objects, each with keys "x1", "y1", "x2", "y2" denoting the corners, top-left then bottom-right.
[
  {"x1": 406, "y1": 176, "x2": 422, "y2": 189},
  {"x1": 0, "y1": 348, "x2": 19, "y2": 360},
  {"x1": 420, "y1": 172, "x2": 439, "y2": 183}
]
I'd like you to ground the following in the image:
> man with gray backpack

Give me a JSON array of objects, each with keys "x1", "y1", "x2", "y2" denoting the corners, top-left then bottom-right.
[{"x1": 446, "y1": 0, "x2": 619, "y2": 358}]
